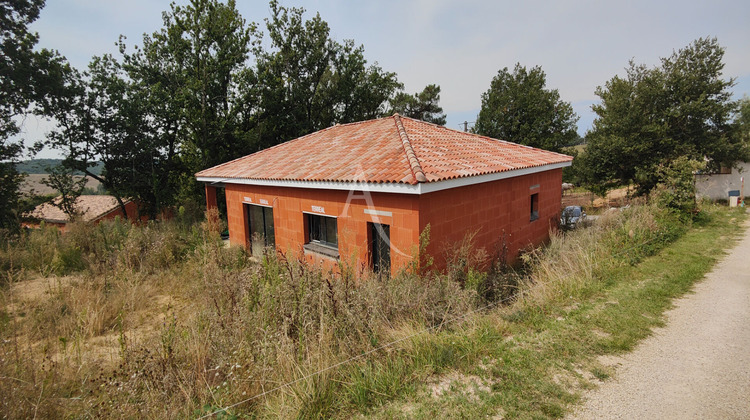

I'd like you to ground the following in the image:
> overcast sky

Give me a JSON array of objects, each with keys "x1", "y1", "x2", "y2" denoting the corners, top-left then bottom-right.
[{"x1": 24, "y1": 0, "x2": 750, "y2": 158}]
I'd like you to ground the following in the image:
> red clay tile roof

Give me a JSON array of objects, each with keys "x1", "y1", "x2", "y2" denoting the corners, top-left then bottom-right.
[
  {"x1": 196, "y1": 115, "x2": 573, "y2": 185},
  {"x1": 25, "y1": 195, "x2": 130, "y2": 223}
]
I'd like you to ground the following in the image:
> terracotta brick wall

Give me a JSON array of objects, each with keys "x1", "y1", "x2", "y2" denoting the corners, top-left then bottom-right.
[
  {"x1": 98, "y1": 200, "x2": 140, "y2": 223},
  {"x1": 205, "y1": 185, "x2": 218, "y2": 211},
  {"x1": 220, "y1": 168, "x2": 563, "y2": 274},
  {"x1": 418, "y1": 169, "x2": 563, "y2": 270},
  {"x1": 223, "y1": 184, "x2": 421, "y2": 273}
]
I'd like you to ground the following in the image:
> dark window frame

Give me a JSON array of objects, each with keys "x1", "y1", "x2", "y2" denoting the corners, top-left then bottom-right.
[
  {"x1": 369, "y1": 222, "x2": 391, "y2": 277},
  {"x1": 530, "y1": 193, "x2": 539, "y2": 221},
  {"x1": 306, "y1": 213, "x2": 338, "y2": 249}
]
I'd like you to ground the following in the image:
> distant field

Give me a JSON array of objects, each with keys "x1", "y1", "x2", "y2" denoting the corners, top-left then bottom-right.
[
  {"x1": 20, "y1": 174, "x2": 102, "y2": 196},
  {"x1": 15, "y1": 159, "x2": 104, "y2": 176},
  {"x1": 565, "y1": 143, "x2": 586, "y2": 154}
]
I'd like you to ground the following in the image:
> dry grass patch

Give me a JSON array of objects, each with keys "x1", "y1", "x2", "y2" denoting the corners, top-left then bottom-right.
[
  {"x1": 1, "y1": 203, "x2": 745, "y2": 419},
  {"x1": 429, "y1": 371, "x2": 492, "y2": 401}
]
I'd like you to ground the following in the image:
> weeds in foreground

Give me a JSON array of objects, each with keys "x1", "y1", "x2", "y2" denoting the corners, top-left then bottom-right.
[
  {"x1": 1, "y1": 214, "x2": 474, "y2": 418},
  {"x1": 0, "y1": 202, "x2": 742, "y2": 418}
]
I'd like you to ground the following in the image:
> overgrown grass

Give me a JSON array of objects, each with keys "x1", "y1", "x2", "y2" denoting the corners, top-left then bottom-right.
[
  {"x1": 361, "y1": 204, "x2": 746, "y2": 419},
  {"x1": 1, "y1": 213, "x2": 475, "y2": 418},
  {"x1": 0, "y1": 203, "x2": 744, "y2": 418}
]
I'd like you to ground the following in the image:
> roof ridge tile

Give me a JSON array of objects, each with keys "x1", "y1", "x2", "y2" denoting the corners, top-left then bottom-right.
[{"x1": 393, "y1": 114, "x2": 427, "y2": 183}]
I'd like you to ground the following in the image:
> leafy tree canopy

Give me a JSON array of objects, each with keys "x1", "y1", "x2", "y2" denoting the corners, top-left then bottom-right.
[
  {"x1": 390, "y1": 84, "x2": 447, "y2": 125},
  {"x1": 41, "y1": 0, "x2": 448, "y2": 218},
  {"x1": 735, "y1": 96, "x2": 750, "y2": 145},
  {"x1": 0, "y1": 0, "x2": 69, "y2": 231},
  {"x1": 41, "y1": 164, "x2": 86, "y2": 217},
  {"x1": 45, "y1": 55, "x2": 142, "y2": 218},
  {"x1": 124, "y1": 0, "x2": 255, "y2": 208},
  {"x1": 474, "y1": 63, "x2": 579, "y2": 152},
  {"x1": 579, "y1": 37, "x2": 749, "y2": 195},
  {"x1": 253, "y1": 0, "x2": 404, "y2": 149}
]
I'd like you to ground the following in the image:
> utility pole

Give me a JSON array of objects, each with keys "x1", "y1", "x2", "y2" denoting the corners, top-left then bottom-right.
[{"x1": 463, "y1": 121, "x2": 468, "y2": 132}]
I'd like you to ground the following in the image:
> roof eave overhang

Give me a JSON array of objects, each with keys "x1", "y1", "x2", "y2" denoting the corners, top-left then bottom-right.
[{"x1": 196, "y1": 161, "x2": 572, "y2": 195}]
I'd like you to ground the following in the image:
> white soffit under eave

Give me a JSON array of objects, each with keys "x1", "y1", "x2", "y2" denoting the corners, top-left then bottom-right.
[{"x1": 196, "y1": 161, "x2": 572, "y2": 195}]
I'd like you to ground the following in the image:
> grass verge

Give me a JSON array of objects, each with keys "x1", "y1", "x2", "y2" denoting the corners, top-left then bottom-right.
[{"x1": 354, "y1": 205, "x2": 747, "y2": 419}]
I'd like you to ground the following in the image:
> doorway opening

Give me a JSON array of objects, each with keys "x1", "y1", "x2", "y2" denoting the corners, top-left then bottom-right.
[
  {"x1": 245, "y1": 203, "x2": 275, "y2": 256},
  {"x1": 369, "y1": 222, "x2": 390, "y2": 277}
]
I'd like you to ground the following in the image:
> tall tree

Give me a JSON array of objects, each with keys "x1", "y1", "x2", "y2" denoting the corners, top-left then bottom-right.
[
  {"x1": 253, "y1": 1, "x2": 403, "y2": 149},
  {"x1": 253, "y1": 0, "x2": 335, "y2": 148},
  {"x1": 47, "y1": 0, "x2": 257, "y2": 214},
  {"x1": 474, "y1": 64, "x2": 578, "y2": 152},
  {"x1": 44, "y1": 0, "x2": 422, "y2": 217},
  {"x1": 580, "y1": 38, "x2": 748, "y2": 195},
  {"x1": 0, "y1": 0, "x2": 68, "y2": 231},
  {"x1": 327, "y1": 40, "x2": 402, "y2": 125},
  {"x1": 390, "y1": 84, "x2": 447, "y2": 125},
  {"x1": 118, "y1": 34, "x2": 187, "y2": 216},
  {"x1": 45, "y1": 55, "x2": 144, "y2": 218},
  {"x1": 136, "y1": 0, "x2": 255, "y2": 181}
]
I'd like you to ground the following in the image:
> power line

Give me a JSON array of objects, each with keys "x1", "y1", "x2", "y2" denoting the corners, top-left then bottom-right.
[{"x1": 460, "y1": 121, "x2": 475, "y2": 132}]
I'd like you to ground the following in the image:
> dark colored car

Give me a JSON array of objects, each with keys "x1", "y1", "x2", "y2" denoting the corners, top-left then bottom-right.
[{"x1": 560, "y1": 206, "x2": 586, "y2": 229}]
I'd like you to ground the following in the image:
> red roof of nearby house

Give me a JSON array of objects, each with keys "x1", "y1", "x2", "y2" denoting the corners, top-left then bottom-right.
[
  {"x1": 25, "y1": 195, "x2": 130, "y2": 224},
  {"x1": 196, "y1": 114, "x2": 573, "y2": 185}
]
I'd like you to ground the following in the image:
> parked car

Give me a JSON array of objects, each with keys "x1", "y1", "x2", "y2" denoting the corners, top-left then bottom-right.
[{"x1": 560, "y1": 206, "x2": 586, "y2": 229}]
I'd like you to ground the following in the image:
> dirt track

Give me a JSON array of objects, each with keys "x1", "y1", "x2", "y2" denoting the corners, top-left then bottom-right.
[{"x1": 568, "y1": 215, "x2": 750, "y2": 419}]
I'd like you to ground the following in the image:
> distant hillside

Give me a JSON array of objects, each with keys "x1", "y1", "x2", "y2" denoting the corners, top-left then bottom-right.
[
  {"x1": 16, "y1": 159, "x2": 104, "y2": 176},
  {"x1": 20, "y1": 174, "x2": 103, "y2": 196}
]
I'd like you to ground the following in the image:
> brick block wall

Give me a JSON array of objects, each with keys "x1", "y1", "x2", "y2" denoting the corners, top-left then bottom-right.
[
  {"x1": 418, "y1": 169, "x2": 563, "y2": 270},
  {"x1": 223, "y1": 184, "x2": 421, "y2": 273},
  {"x1": 218, "y1": 168, "x2": 563, "y2": 274}
]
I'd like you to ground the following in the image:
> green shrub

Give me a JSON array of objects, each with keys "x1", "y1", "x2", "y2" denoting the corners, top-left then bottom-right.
[
  {"x1": 652, "y1": 157, "x2": 705, "y2": 215},
  {"x1": 518, "y1": 200, "x2": 694, "y2": 307},
  {"x1": 1, "y1": 217, "x2": 201, "y2": 277},
  {"x1": 66, "y1": 217, "x2": 131, "y2": 263},
  {"x1": 50, "y1": 245, "x2": 85, "y2": 275}
]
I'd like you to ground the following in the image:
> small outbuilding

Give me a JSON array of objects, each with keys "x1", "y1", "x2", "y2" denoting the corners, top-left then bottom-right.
[
  {"x1": 23, "y1": 195, "x2": 139, "y2": 232},
  {"x1": 694, "y1": 162, "x2": 747, "y2": 202},
  {"x1": 196, "y1": 115, "x2": 573, "y2": 273}
]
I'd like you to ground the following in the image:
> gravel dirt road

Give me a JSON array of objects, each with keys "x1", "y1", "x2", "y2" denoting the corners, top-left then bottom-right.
[{"x1": 568, "y1": 216, "x2": 750, "y2": 420}]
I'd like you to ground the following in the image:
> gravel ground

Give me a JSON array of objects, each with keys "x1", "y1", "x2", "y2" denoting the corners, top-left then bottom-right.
[{"x1": 568, "y1": 215, "x2": 750, "y2": 420}]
